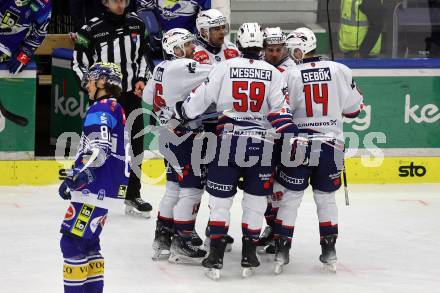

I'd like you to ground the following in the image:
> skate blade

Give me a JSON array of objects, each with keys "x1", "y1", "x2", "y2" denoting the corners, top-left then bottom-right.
[
  {"x1": 322, "y1": 262, "x2": 337, "y2": 273},
  {"x1": 241, "y1": 267, "x2": 255, "y2": 278},
  {"x1": 152, "y1": 249, "x2": 170, "y2": 261},
  {"x1": 225, "y1": 243, "x2": 232, "y2": 252},
  {"x1": 205, "y1": 268, "x2": 221, "y2": 280},
  {"x1": 125, "y1": 206, "x2": 151, "y2": 219},
  {"x1": 168, "y1": 252, "x2": 204, "y2": 265},
  {"x1": 274, "y1": 261, "x2": 284, "y2": 275}
]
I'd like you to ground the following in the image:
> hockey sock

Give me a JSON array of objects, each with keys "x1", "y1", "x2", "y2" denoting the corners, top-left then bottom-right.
[
  {"x1": 173, "y1": 188, "x2": 203, "y2": 237},
  {"x1": 242, "y1": 192, "x2": 267, "y2": 241},
  {"x1": 63, "y1": 257, "x2": 88, "y2": 292},
  {"x1": 313, "y1": 190, "x2": 338, "y2": 237},
  {"x1": 207, "y1": 195, "x2": 233, "y2": 239},
  {"x1": 84, "y1": 253, "x2": 104, "y2": 293}
]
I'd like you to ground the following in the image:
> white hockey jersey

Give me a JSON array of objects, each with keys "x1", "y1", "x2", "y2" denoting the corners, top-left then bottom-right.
[
  {"x1": 193, "y1": 39, "x2": 240, "y2": 65},
  {"x1": 143, "y1": 58, "x2": 212, "y2": 125},
  {"x1": 284, "y1": 57, "x2": 364, "y2": 141},
  {"x1": 182, "y1": 56, "x2": 289, "y2": 137},
  {"x1": 276, "y1": 56, "x2": 296, "y2": 73}
]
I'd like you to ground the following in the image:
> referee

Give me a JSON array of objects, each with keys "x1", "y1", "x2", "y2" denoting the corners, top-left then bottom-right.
[{"x1": 72, "y1": 0, "x2": 152, "y2": 218}]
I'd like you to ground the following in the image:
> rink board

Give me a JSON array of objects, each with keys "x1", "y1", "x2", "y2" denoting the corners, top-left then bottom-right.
[{"x1": 0, "y1": 156, "x2": 439, "y2": 186}]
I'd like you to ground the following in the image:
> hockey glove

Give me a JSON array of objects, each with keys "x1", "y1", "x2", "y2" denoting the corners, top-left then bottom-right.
[
  {"x1": 173, "y1": 101, "x2": 190, "y2": 124},
  {"x1": 58, "y1": 181, "x2": 72, "y2": 200},
  {"x1": 6, "y1": 47, "x2": 33, "y2": 75},
  {"x1": 63, "y1": 167, "x2": 96, "y2": 192},
  {"x1": 290, "y1": 136, "x2": 310, "y2": 165}
]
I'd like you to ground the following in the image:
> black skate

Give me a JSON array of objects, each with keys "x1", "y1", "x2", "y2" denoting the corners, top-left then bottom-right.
[
  {"x1": 257, "y1": 226, "x2": 275, "y2": 254},
  {"x1": 125, "y1": 197, "x2": 152, "y2": 218},
  {"x1": 202, "y1": 237, "x2": 228, "y2": 280},
  {"x1": 191, "y1": 229, "x2": 203, "y2": 246},
  {"x1": 319, "y1": 235, "x2": 337, "y2": 272},
  {"x1": 152, "y1": 222, "x2": 173, "y2": 260},
  {"x1": 204, "y1": 226, "x2": 234, "y2": 252},
  {"x1": 241, "y1": 237, "x2": 260, "y2": 278},
  {"x1": 169, "y1": 235, "x2": 207, "y2": 265},
  {"x1": 274, "y1": 236, "x2": 291, "y2": 274}
]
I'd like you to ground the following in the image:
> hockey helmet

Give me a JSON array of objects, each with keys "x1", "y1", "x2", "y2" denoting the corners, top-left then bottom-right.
[
  {"x1": 196, "y1": 9, "x2": 230, "y2": 42},
  {"x1": 82, "y1": 62, "x2": 123, "y2": 90},
  {"x1": 162, "y1": 28, "x2": 195, "y2": 59},
  {"x1": 286, "y1": 27, "x2": 317, "y2": 57},
  {"x1": 263, "y1": 27, "x2": 286, "y2": 46},
  {"x1": 236, "y1": 22, "x2": 264, "y2": 49}
]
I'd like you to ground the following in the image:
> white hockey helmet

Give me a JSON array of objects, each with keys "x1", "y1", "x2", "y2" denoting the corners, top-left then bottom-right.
[
  {"x1": 263, "y1": 27, "x2": 286, "y2": 46},
  {"x1": 196, "y1": 9, "x2": 230, "y2": 42},
  {"x1": 286, "y1": 27, "x2": 317, "y2": 56},
  {"x1": 236, "y1": 22, "x2": 264, "y2": 49},
  {"x1": 162, "y1": 28, "x2": 195, "y2": 58}
]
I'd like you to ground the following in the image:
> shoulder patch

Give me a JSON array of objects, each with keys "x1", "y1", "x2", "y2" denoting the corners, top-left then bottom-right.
[
  {"x1": 193, "y1": 50, "x2": 210, "y2": 64},
  {"x1": 224, "y1": 48, "x2": 239, "y2": 59}
]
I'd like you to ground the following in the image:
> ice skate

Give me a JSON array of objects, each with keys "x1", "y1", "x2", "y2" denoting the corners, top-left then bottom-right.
[
  {"x1": 202, "y1": 237, "x2": 228, "y2": 281},
  {"x1": 191, "y1": 229, "x2": 203, "y2": 246},
  {"x1": 257, "y1": 226, "x2": 275, "y2": 254},
  {"x1": 241, "y1": 236, "x2": 260, "y2": 278},
  {"x1": 168, "y1": 235, "x2": 207, "y2": 265},
  {"x1": 125, "y1": 197, "x2": 152, "y2": 218},
  {"x1": 319, "y1": 235, "x2": 337, "y2": 273},
  {"x1": 152, "y1": 222, "x2": 173, "y2": 260},
  {"x1": 274, "y1": 236, "x2": 291, "y2": 275},
  {"x1": 204, "y1": 226, "x2": 234, "y2": 252}
]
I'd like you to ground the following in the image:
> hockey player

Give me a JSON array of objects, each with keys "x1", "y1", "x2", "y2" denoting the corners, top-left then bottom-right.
[
  {"x1": 143, "y1": 28, "x2": 212, "y2": 264},
  {"x1": 193, "y1": 8, "x2": 239, "y2": 250},
  {"x1": 0, "y1": 0, "x2": 52, "y2": 74},
  {"x1": 193, "y1": 8, "x2": 239, "y2": 65},
  {"x1": 58, "y1": 62, "x2": 129, "y2": 293},
  {"x1": 258, "y1": 26, "x2": 297, "y2": 255},
  {"x1": 263, "y1": 27, "x2": 295, "y2": 72},
  {"x1": 72, "y1": 0, "x2": 153, "y2": 218},
  {"x1": 273, "y1": 27, "x2": 364, "y2": 274},
  {"x1": 175, "y1": 22, "x2": 299, "y2": 279}
]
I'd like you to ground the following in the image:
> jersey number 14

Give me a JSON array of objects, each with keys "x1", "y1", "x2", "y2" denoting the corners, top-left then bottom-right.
[{"x1": 304, "y1": 83, "x2": 328, "y2": 117}]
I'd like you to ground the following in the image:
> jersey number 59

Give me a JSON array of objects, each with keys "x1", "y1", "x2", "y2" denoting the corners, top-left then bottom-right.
[{"x1": 232, "y1": 81, "x2": 266, "y2": 112}]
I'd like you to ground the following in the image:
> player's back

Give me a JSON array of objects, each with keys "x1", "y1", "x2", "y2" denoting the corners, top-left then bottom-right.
[
  {"x1": 284, "y1": 57, "x2": 363, "y2": 141},
  {"x1": 212, "y1": 57, "x2": 285, "y2": 135},
  {"x1": 144, "y1": 58, "x2": 212, "y2": 125}
]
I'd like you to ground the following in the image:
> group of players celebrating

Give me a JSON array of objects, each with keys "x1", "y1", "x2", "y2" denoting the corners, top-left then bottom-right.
[
  {"x1": 144, "y1": 9, "x2": 364, "y2": 280},
  {"x1": 58, "y1": 7, "x2": 364, "y2": 290}
]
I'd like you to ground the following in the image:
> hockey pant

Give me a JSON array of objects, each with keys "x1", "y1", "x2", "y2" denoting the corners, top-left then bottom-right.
[
  {"x1": 208, "y1": 192, "x2": 267, "y2": 241},
  {"x1": 273, "y1": 182, "x2": 338, "y2": 242},
  {"x1": 157, "y1": 181, "x2": 203, "y2": 237}
]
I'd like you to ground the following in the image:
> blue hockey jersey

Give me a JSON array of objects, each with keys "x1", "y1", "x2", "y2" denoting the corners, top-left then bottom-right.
[
  {"x1": 137, "y1": 0, "x2": 210, "y2": 33},
  {"x1": 0, "y1": 0, "x2": 51, "y2": 59},
  {"x1": 70, "y1": 96, "x2": 130, "y2": 210}
]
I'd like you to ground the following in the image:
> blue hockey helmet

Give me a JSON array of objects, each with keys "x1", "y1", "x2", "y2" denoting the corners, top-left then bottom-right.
[{"x1": 82, "y1": 62, "x2": 123, "y2": 90}]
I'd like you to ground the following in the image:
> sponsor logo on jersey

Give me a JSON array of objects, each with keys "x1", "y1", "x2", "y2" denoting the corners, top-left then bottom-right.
[
  {"x1": 154, "y1": 67, "x2": 164, "y2": 82},
  {"x1": 64, "y1": 204, "x2": 76, "y2": 221},
  {"x1": 193, "y1": 50, "x2": 210, "y2": 64},
  {"x1": 129, "y1": 25, "x2": 140, "y2": 30},
  {"x1": 71, "y1": 204, "x2": 94, "y2": 237},
  {"x1": 93, "y1": 31, "x2": 109, "y2": 38},
  {"x1": 297, "y1": 120, "x2": 337, "y2": 128},
  {"x1": 76, "y1": 33, "x2": 91, "y2": 48},
  {"x1": 230, "y1": 67, "x2": 272, "y2": 81},
  {"x1": 398, "y1": 162, "x2": 427, "y2": 177},
  {"x1": 301, "y1": 68, "x2": 331, "y2": 83},
  {"x1": 97, "y1": 189, "x2": 106, "y2": 200},
  {"x1": 404, "y1": 94, "x2": 440, "y2": 124},
  {"x1": 1, "y1": 10, "x2": 20, "y2": 28},
  {"x1": 207, "y1": 180, "x2": 233, "y2": 192},
  {"x1": 279, "y1": 170, "x2": 304, "y2": 185},
  {"x1": 224, "y1": 48, "x2": 239, "y2": 59},
  {"x1": 90, "y1": 215, "x2": 107, "y2": 233},
  {"x1": 117, "y1": 185, "x2": 127, "y2": 198}
]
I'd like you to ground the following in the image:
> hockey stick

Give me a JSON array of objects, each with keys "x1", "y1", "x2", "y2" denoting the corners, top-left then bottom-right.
[
  {"x1": 326, "y1": 1, "x2": 348, "y2": 205},
  {"x1": 72, "y1": 147, "x2": 100, "y2": 181},
  {"x1": 0, "y1": 99, "x2": 29, "y2": 126}
]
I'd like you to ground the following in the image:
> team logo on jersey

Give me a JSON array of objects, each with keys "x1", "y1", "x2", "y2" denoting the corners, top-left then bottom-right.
[
  {"x1": 118, "y1": 185, "x2": 127, "y2": 198},
  {"x1": 187, "y1": 62, "x2": 197, "y2": 73},
  {"x1": 215, "y1": 55, "x2": 221, "y2": 62},
  {"x1": 1, "y1": 10, "x2": 19, "y2": 28},
  {"x1": 64, "y1": 204, "x2": 76, "y2": 221},
  {"x1": 193, "y1": 51, "x2": 210, "y2": 64},
  {"x1": 301, "y1": 68, "x2": 332, "y2": 83}
]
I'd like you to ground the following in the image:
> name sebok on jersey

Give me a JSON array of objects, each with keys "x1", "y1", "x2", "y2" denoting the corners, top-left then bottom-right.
[{"x1": 284, "y1": 57, "x2": 364, "y2": 142}]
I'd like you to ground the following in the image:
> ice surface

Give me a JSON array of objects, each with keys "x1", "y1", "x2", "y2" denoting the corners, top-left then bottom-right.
[{"x1": 1, "y1": 184, "x2": 439, "y2": 293}]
